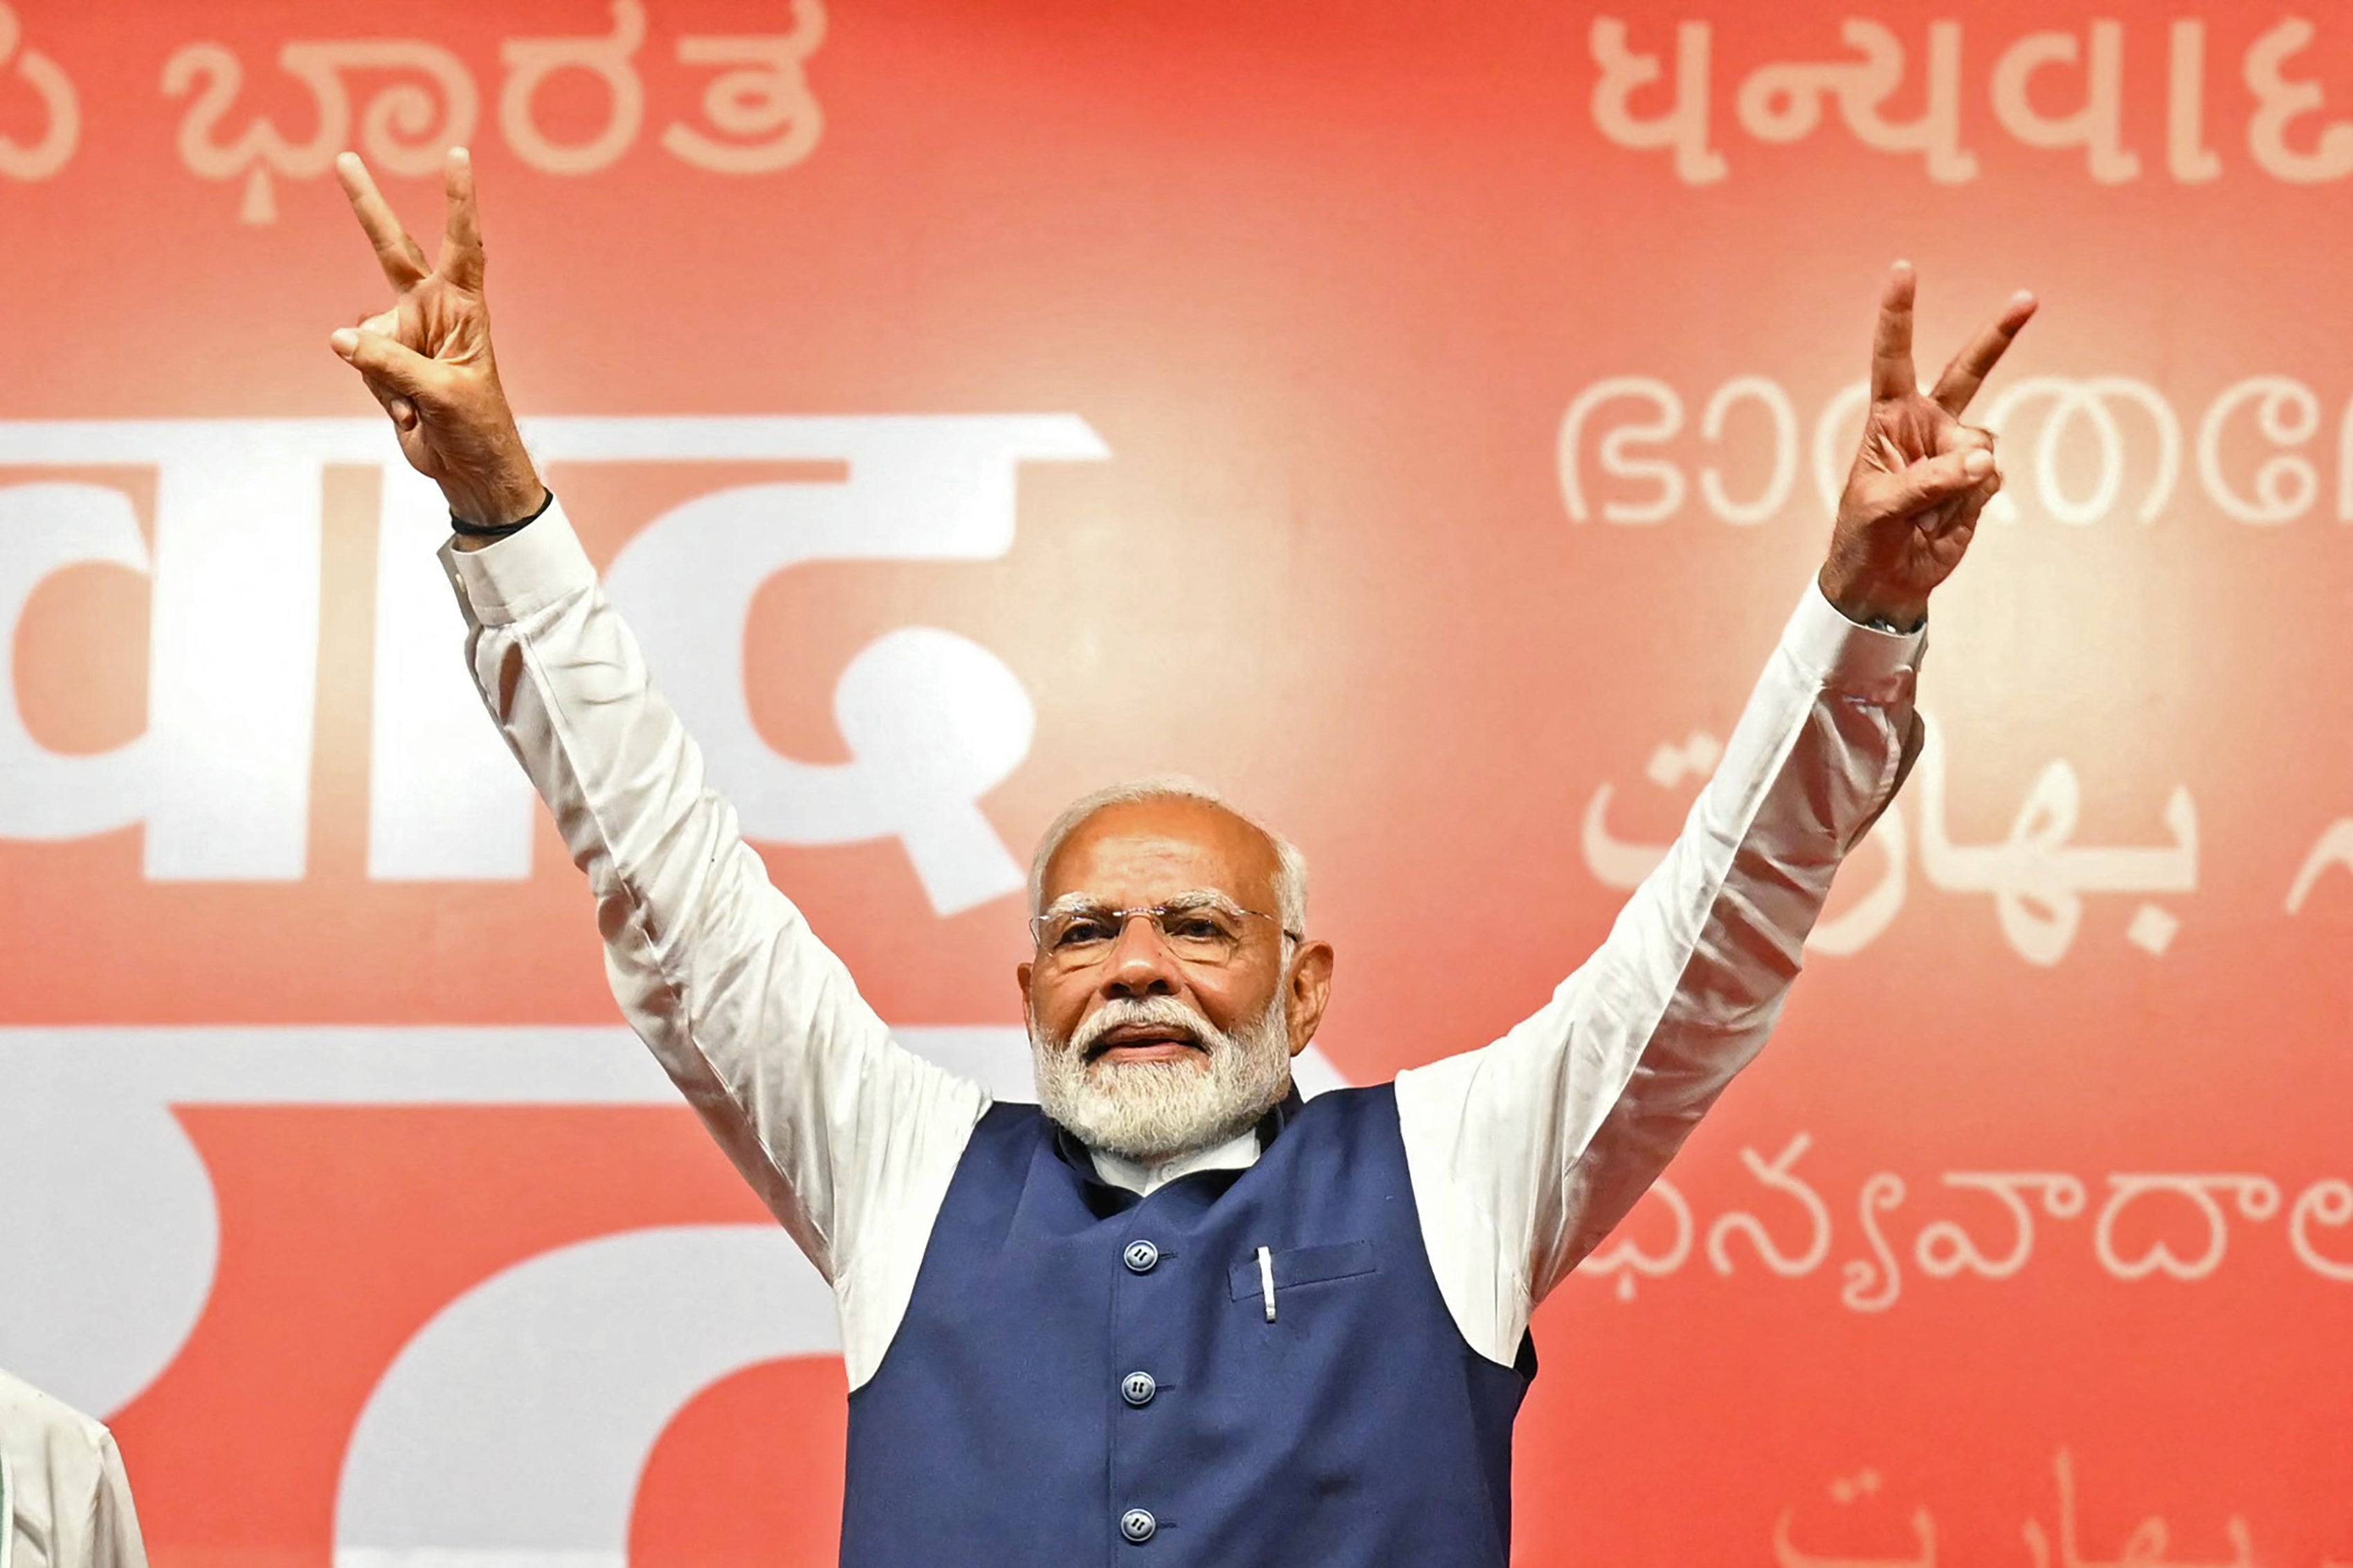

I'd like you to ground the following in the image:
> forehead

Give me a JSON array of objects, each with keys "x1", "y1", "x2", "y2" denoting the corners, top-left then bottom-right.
[{"x1": 1039, "y1": 797, "x2": 1282, "y2": 907}]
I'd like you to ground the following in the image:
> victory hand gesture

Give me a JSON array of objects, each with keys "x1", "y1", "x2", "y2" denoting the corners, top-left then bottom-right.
[
  {"x1": 1820, "y1": 262, "x2": 2037, "y2": 629},
  {"x1": 329, "y1": 147, "x2": 545, "y2": 536}
]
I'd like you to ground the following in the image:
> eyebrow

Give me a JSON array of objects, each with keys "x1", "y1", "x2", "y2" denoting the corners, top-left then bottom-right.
[{"x1": 1038, "y1": 888, "x2": 1237, "y2": 919}]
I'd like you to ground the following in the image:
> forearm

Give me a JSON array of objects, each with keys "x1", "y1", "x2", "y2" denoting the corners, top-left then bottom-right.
[
  {"x1": 1635, "y1": 587, "x2": 1920, "y2": 1034},
  {"x1": 329, "y1": 148, "x2": 986, "y2": 1289},
  {"x1": 1541, "y1": 589, "x2": 1921, "y2": 1270},
  {"x1": 1398, "y1": 581, "x2": 1923, "y2": 1343},
  {"x1": 439, "y1": 505, "x2": 983, "y2": 1278},
  {"x1": 1545, "y1": 586, "x2": 1919, "y2": 1266}
]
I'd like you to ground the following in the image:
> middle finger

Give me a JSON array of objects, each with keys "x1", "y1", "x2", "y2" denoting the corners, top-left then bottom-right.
[{"x1": 1929, "y1": 292, "x2": 2037, "y2": 417}]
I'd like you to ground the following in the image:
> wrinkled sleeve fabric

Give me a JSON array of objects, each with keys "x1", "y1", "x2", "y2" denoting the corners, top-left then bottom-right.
[
  {"x1": 0, "y1": 1372, "x2": 149, "y2": 1568},
  {"x1": 438, "y1": 505, "x2": 990, "y2": 1384},
  {"x1": 1394, "y1": 583, "x2": 1924, "y2": 1367},
  {"x1": 85, "y1": 1434, "x2": 146, "y2": 1568}
]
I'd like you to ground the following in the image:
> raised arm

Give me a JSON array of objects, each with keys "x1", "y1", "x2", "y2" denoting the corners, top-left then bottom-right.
[
  {"x1": 1397, "y1": 264, "x2": 2035, "y2": 1364},
  {"x1": 323, "y1": 152, "x2": 988, "y2": 1344}
]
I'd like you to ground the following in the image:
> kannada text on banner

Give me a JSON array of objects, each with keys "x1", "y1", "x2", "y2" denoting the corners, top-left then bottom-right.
[{"x1": 1, "y1": 2, "x2": 2349, "y2": 1564}]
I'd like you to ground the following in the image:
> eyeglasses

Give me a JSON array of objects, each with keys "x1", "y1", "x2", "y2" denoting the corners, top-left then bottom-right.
[{"x1": 1029, "y1": 893, "x2": 1302, "y2": 969}]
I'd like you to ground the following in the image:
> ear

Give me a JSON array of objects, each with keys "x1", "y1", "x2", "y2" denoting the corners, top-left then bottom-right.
[
  {"x1": 1015, "y1": 959, "x2": 1035, "y2": 1025},
  {"x1": 1282, "y1": 940, "x2": 1335, "y2": 1057}
]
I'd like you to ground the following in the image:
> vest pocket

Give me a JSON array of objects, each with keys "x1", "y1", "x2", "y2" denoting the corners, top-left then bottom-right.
[{"x1": 1226, "y1": 1239, "x2": 1378, "y2": 1300}]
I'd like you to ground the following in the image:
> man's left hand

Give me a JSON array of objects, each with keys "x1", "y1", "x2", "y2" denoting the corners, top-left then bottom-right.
[{"x1": 1820, "y1": 262, "x2": 2037, "y2": 630}]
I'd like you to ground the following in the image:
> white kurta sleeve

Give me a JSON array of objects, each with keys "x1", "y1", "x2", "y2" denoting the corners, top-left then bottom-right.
[
  {"x1": 437, "y1": 506, "x2": 991, "y2": 1347},
  {"x1": 1394, "y1": 583, "x2": 1924, "y2": 1366},
  {"x1": 84, "y1": 1434, "x2": 146, "y2": 1568},
  {"x1": 0, "y1": 1371, "x2": 150, "y2": 1568}
]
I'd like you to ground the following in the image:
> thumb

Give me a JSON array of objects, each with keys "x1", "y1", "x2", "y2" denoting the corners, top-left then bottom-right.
[
  {"x1": 331, "y1": 327, "x2": 439, "y2": 403},
  {"x1": 1879, "y1": 446, "x2": 1996, "y2": 518}
]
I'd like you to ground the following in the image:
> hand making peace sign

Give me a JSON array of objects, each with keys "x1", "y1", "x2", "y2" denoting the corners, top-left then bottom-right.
[
  {"x1": 329, "y1": 147, "x2": 546, "y2": 538},
  {"x1": 327, "y1": 161, "x2": 2031, "y2": 603},
  {"x1": 1819, "y1": 262, "x2": 2038, "y2": 630}
]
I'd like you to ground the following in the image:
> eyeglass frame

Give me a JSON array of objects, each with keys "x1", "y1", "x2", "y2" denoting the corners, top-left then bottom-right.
[{"x1": 1028, "y1": 891, "x2": 1305, "y2": 968}]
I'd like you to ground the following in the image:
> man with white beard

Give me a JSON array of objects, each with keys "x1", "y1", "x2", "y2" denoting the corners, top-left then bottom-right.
[
  {"x1": 1024, "y1": 783, "x2": 1309, "y2": 1166},
  {"x1": 327, "y1": 148, "x2": 2030, "y2": 1567}
]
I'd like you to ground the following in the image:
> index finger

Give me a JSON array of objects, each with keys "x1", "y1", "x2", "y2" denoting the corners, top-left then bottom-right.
[
  {"x1": 437, "y1": 145, "x2": 484, "y2": 293},
  {"x1": 1929, "y1": 291, "x2": 2039, "y2": 417},
  {"x1": 1869, "y1": 259, "x2": 1918, "y2": 403},
  {"x1": 335, "y1": 152, "x2": 430, "y2": 292}
]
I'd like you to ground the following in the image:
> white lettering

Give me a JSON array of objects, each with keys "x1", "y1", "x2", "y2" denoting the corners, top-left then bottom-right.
[
  {"x1": 0, "y1": 1, "x2": 77, "y2": 181},
  {"x1": 1590, "y1": 19, "x2": 1726, "y2": 185},
  {"x1": 1989, "y1": 24, "x2": 2141, "y2": 185},
  {"x1": 2244, "y1": 17, "x2": 2353, "y2": 185},
  {"x1": 2197, "y1": 375, "x2": 2320, "y2": 525}
]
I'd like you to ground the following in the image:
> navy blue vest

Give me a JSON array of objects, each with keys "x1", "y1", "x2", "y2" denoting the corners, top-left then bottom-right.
[{"x1": 840, "y1": 1084, "x2": 1536, "y2": 1565}]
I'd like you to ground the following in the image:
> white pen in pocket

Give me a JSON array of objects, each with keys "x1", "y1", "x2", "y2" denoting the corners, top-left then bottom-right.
[{"x1": 1257, "y1": 1245, "x2": 1277, "y2": 1322}]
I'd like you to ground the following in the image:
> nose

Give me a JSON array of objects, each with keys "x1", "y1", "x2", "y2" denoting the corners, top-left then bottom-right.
[{"x1": 1100, "y1": 913, "x2": 1181, "y2": 1000}]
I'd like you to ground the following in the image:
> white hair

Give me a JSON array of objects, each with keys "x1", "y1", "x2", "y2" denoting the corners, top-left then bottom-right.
[{"x1": 1026, "y1": 774, "x2": 1309, "y2": 936}]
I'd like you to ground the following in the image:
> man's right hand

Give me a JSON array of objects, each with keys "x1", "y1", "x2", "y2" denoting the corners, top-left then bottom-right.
[{"x1": 329, "y1": 147, "x2": 545, "y2": 543}]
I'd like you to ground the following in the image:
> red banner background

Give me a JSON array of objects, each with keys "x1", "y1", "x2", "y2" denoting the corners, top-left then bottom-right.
[{"x1": 2, "y1": 1, "x2": 2350, "y2": 1562}]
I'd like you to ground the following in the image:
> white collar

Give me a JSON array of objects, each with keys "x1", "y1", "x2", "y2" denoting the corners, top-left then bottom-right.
[{"x1": 1090, "y1": 1126, "x2": 1264, "y2": 1196}]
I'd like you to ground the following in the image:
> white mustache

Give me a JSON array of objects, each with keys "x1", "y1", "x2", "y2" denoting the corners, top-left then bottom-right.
[{"x1": 1066, "y1": 996, "x2": 1224, "y2": 1059}]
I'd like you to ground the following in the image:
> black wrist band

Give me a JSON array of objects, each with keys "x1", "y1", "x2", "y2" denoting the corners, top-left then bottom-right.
[{"x1": 450, "y1": 487, "x2": 556, "y2": 539}]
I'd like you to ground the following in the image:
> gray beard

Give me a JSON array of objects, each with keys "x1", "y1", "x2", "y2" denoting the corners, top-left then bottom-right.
[{"x1": 1030, "y1": 992, "x2": 1295, "y2": 1165}]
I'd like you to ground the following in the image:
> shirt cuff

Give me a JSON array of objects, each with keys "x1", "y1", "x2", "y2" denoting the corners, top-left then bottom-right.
[
  {"x1": 1781, "y1": 579, "x2": 1926, "y2": 703},
  {"x1": 436, "y1": 499, "x2": 598, "y2": 626}
]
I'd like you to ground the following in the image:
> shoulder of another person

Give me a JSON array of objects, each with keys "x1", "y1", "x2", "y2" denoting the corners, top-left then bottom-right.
[{"x1": 0, "y1": 1369, "x2": 113, "y2": 1461}]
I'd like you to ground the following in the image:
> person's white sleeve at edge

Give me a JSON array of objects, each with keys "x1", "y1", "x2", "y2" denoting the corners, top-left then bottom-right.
[
  {"x1": 1, "y1": 1369, "x2": 152, "y2": 1568},
  {"x1": 436, "y1": 502, "x2": 990, "y2": 1388},
  {"x1": 1395, "y1": 583, "x2": 1925, "y2": 1367}
]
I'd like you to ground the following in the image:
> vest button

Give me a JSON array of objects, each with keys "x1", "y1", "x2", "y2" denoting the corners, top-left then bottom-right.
[
  {"x1": 1123, "y1": 1239, "x2": 1160, "y2": 1273},
  {"x1": 1120, "y1": 1370, "x2": 1157, "y2": 1407},
  {"x1": 1120, "y1": 1508, "x2": 1158, "y2": 1543}
]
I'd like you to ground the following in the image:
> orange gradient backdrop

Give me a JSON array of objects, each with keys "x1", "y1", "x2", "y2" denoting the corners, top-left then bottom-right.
[{"x1": 1, "y1": 1, "x2": 2349, "y2": 1563}]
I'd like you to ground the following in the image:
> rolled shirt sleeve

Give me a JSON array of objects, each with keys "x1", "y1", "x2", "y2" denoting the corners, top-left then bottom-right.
[{"x1": 1395, "y1": 583, "x2": 1924, "y2": 1366}]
